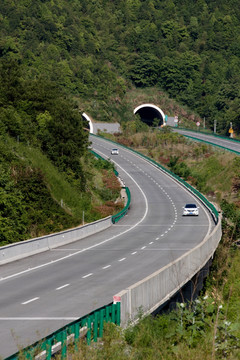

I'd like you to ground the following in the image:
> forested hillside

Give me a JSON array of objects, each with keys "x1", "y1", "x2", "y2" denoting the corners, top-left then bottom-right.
[
  {"x1": 1, "y1": 0, "x2": 240, "y2": 244},
  {"x1": 1, "y1": 0, "x2": 239, "y2": 132}
]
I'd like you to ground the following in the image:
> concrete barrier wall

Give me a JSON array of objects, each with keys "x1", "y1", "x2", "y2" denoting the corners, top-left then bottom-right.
[
  {"x1": 0, "y1": 216, "x2": 112, "y2": 265},
  {"x1": 114, "y1": 216, "x2": 222, "y2": 327}
]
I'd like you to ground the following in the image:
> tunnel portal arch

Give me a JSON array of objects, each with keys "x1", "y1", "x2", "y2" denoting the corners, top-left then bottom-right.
[
  {"x1": 134, "y1": 104, "x2": 165, "y2": 127},
  {"x1": 82, "y1": 112, "x2": 93, "y2": 133}
]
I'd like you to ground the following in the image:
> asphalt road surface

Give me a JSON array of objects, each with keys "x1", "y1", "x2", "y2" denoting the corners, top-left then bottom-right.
[
  {"x1": 173, "y1": 129, "x2": 240, "y2": 154},
  {"x1": 0, "y1": 135, "x2": 214, "y2": 357}
]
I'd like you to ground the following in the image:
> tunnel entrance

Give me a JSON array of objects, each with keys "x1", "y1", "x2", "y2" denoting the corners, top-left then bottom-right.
[
  {"x1": 134, "y1": 104, "x2": 165, "y2": 127},
  {"x1": 82, "y1": 112, "x2": 93, "y2": 133}
]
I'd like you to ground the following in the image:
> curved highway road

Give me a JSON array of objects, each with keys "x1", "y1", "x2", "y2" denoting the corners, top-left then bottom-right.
[
  {"x1": 174, "y1": 129, "x2": 240, "y2": 154},
  {"x1": 0, "y1": 135, "x2": 214, "y2": 357}
]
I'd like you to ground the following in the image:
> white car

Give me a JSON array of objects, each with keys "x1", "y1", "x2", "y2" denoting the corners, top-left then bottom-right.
[
  {"x1": 183, "y1": 203, "x2": 199, "y2": 216},
  {"x1": 111, "y1": 148, "x2": 119, "y2": 155}
]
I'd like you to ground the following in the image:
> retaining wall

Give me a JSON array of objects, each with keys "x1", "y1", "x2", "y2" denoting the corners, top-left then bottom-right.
[
  {"x1": 114, "y1": 215, "x2": 222, "y2": 327},
  {"x1": 0, "y1": 216, "x2": 112, "y2": 265}
]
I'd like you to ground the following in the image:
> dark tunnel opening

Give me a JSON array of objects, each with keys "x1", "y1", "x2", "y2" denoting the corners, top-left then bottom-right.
[{"x1": 135, "y1": 107, "x2": 163, "y2": 126}]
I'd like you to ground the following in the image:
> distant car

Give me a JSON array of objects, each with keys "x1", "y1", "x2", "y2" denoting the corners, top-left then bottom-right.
[
  {"x1": 183, "y1": 203, "x2": 199, "y2": 216},
  {"x1": 111, "y1": 148, "x2": 119, "y2": 155}
]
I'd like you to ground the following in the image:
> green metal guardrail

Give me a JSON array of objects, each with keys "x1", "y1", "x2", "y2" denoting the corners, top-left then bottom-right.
[
  {"x1": 5, "y1": 302, "x2": 120, "y2": 360},
  {"x1": 112, "y1": 187, "x2": 131, "y2": 224},
  {"x1": 180, "y1": 134, "x2": 240, "y2": 156},
  {"x1": 91, "y1": 134, "x2": 219, "y2": 223},
  {"x1": 176, "y1": 127, "x2": 240, "y2": 144}
]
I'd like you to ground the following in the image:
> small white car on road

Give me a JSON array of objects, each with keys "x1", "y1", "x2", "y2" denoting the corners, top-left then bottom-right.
[
  {"x1": 111, "y1": 148, "x2": 119, "y2": 155},
  {"x1": 183, "y1": 203, "x2": 199, "y2": 216}
]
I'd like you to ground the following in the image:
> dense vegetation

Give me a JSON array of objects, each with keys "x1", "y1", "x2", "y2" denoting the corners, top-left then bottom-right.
[
  {"x1": 0, "y1": 0, "x2": 239, "y2": 132},
  {"x1": 0, "y1": 135, "x2": 123, "y2": 246}
]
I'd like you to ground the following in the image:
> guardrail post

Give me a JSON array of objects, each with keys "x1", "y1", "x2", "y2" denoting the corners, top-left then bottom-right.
[
  {"x1": 99, "y1": 309, "x2": 105, "y2": 338},
  {"x1": 86, "y1": 317, "x2": 91, "y2": 345},
  {"x1": 106, "y1": 306, "x2": 110, "y2": 322},
  {"x1": 111, "y1": 304, "x2": 116, "y2": 323},
  {"x1": 93, "y1": 311, "x2": 99, "y2": 342},
  {"x1": 61, "y1": 329, "x2": 67, "y2": 359},
  {"x1": 116, "y1": 302, "x2": 121, "y2": 325},
  {"x1": 46, "y1": 338, "x2": 52, "y2": 360},
  {"x1": 25, "y1": 347, "x2": 34, "y2": 360},
  {"x1": 74, "y1": 322, "x2": 80, "y2": 350}
]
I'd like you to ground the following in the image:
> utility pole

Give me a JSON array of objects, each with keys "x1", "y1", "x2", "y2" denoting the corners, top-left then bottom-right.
[
  {"x1": 203, "y1": 117, "x2": 206, "y2": 129},
  {"x1": 214, "y1": 119, "x2": 217, "y2": 134}
]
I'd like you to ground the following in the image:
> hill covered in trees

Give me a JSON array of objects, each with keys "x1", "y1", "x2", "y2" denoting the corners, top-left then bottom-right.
[
  {"x1": 0, "y1": 0, "x2": 240, "y2": 244},
  {"x1": 1, "y1": 0, "x2": 240, "y2": 133}
]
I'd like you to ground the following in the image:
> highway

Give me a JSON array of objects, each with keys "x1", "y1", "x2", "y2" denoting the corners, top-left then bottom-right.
[
  {"x1": 174, "y1": 129, "x2": 240, "y2": 154},
  {"x1": 0, "y1": 135, "x2": 214, "y2": 358}
]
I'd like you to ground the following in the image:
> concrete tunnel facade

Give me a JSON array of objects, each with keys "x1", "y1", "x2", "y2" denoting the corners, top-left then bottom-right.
[
  {"x1": 134, "y1": 104, "x2": 165, "y2": 127},
  {"x1": 82, "y1": 104, "x2": 166, "y2": 134}
]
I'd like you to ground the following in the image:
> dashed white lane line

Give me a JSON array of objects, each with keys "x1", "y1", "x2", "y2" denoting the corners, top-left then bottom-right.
[
  {"x1": 82, "y1": 273, "x2": 93, "y2": 279},
  {"x1": 22, "y1": 297, "x2": 39, "y2": 305},
  {"x1": 102, "y1": 265, "x2": 111, "y2": 269},
  {"x1": 119, "y1": 258, "x2": 126, "y2": 262},
  {"x1": 141, "y1": 246, "x2": 146, "y2": 250},
  {"x1": 155, "y1": 237, "x2": 159, "y2": 240},
  {"x1": 56, "y1": 284, "x2": 69, "y2": 291},
  {"x1": 131, "y1": 252, "x2": 137, "y2": 255},
  {"x1": 149, "y1": 242, "x2": 154, "y2": 244}
]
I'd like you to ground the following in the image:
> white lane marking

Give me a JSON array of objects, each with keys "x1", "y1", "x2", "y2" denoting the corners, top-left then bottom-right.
[
  {"x1": 149, "y1": 242, "x2": 153, "y2": 244},
  {"x1": 0, "y1": 317, "x2": 78, "y2": 321},
  {"x1": 0, "y1": 160, "x2": 149, "y2": 283},
  {"x1": 102, "y1": 265, "x2": 111, "y2": 269},
  {"x1": 155, "y1": 237, "x2": 159, "y2": 240},
  {"x1": 141, "y1": 246, "x2": 146, "y2": 250},
  {"x1": 82, "y1": 273, "x2": 92, "y2": 279},
  {"x1": 131, "y1": 252, "x2": 137, "y2": 255},
  {"x1": 56, "y1": 284, "x2": 69, "y2": 290},
  {"x1": 22, "y1": 297, "x2": 39, "y2": 305},
  {"x1": 118, "y1": 258, "x2": 126, "y2": 262},
  {"x1": 102, "y1": 138, "x2": 212, "y2": 238}
]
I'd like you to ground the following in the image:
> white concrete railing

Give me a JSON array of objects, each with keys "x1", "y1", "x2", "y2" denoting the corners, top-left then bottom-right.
[
  {"x1": 0, "y1": 216, "x2": 112, "y2": 265},
  {"x1": 114, "y1": 215, "x2": 222, "y2": 326}
]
